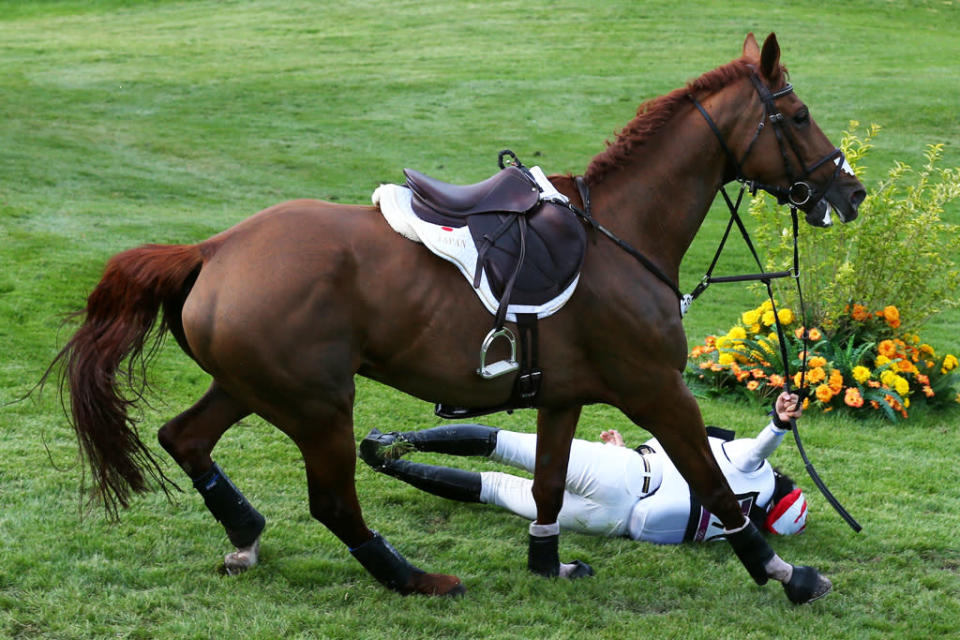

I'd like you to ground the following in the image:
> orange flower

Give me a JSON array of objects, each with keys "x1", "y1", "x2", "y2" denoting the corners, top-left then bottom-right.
[
  {"x1": 705, "y1": 335, "x2": 717, "y2": 347},
  {"x1": 923, "y1": 385, "x2": 935, "y2": 398},
  {"x1": 795, "y1": 326, "x2": 806, "y2": 340},
  {"x1": 807, "y1": 366, "x2": 826, "y2": 384},
  {"x1": 746, "y1": 380, "x2": 760, "y2": 391},
  {"x1": 750, "y1": 368, "x2": 766, "y2": 379},
  {"x1": 844, "y1": 387, "x2": 864, "y2": 408},
  {"x1": 878, "y1": 340, "x2": 898, "y2": 359},
  {"x1": 767, "y1": 374, "x2": 785, "y2": 388},
  {"x1": 808, "y1": 327, "x2": 823, "y2": 341},
  {"x1": 896, "y1": 359, "x2": 916, "y2": 374},
  {"x1": 815, "y1": 384, "x2": 834, "y2": 403},
  {"x1": 828, "y1": 369, "x2": 844, "y2": 394},
  {"x1": 883, "y1": 305, "x2": 901, "y2": 329},
  {"x1": 808, "y1": 356, "x2": 828, "y2": 368},
  {"x1": 851, "y1": 304, "x2": 870, "y2": 321}
]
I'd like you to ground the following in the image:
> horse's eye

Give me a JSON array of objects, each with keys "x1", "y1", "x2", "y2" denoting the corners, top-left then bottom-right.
[{"x1": 793, "y1": 108, "x2": 810, "y2": 125}]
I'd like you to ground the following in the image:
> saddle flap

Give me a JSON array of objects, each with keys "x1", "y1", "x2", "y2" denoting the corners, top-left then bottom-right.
[
  {"x1": 467, "y1": 202, "x2": 586, "y2": 306},
  {"x1": 404, "y1": 166, "x2": 541, "y2": 225}
]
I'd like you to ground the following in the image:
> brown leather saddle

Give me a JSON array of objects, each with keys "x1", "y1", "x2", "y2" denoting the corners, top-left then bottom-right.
[
  {"x1": 403, "y1": 165, "x2": 586, "y2": 311},
  {"x1": 403, "y1": 155, "x2": 587, "y2": 417}
]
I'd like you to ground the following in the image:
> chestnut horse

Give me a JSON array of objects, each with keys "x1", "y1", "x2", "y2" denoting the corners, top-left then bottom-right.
[{"x1": 54, "y1": 34, "x2": 864, "y2": 601}]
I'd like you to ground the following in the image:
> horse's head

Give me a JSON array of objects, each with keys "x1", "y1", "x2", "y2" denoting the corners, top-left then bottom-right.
[{"x1": 729, "y1": 33, "x2": 866, "y2": 227}]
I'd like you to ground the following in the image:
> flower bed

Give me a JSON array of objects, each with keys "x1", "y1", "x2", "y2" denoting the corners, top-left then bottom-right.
[{"x1": 686, "y1": 301, "x2": 959, "y2": 421}]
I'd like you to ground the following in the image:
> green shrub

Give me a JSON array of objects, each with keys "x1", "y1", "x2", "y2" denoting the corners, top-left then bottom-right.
[{"x1": 748, "y1": 122, "x2": 960, "y2": 334}]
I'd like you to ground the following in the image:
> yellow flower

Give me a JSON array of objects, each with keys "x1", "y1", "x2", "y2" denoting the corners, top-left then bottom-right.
[
  {"x1": 749, "y1": 323, "x2": 763, "y2": 335},
  {"x1": 808, "y1": 356, "x2": 828, "y2": 368},
  {"x1": 715, "y1": 335, "x2": 729, "y2": 349},
  {"x1": 777, "y1": 308, "x2": 794, "y2": 325},
  {"x1": 718, "y1": 352, "x2": 736, "y2": 365},
  {"x1": 815, "y1": 384, "x2": 834, "y2": 403},
  {"x1": 852, "y1": 366, "x2": 871, "y2": 383},
  {"x1": 893, "y1": 375, "x2": 910, "y2": 396},
  {"x1": 875, "y1": 354, "x2": 891, "y2": 367},
  {"x1": 761, "y1": 309, "x2": 776, "y2": 326},
  {"x1": 728, "y1": 326, "x2": 747, "y2": 341},
  {"x1": 760, "y1": 300, "x2": 774, "y2": 312},
  {"x1": 742, "y1": 309, "x2": 761, "y2": 326},
  {"x1": 944, "y1": 354, "x2": 959, "y2": 372},
  {"x1": 767, "y1": 332, "x2": 779, "y2": 343},
  {"x1": 920, "y1": 343, "x2": 936, "y2": 356},
  {"x1": 880, "y1": 370, "x2": 897, "y2": 387}
]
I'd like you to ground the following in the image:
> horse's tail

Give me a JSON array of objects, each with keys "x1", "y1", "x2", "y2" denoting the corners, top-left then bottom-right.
[{"x1": 52, "y1": 243, "x2": 206, "y2": 517}]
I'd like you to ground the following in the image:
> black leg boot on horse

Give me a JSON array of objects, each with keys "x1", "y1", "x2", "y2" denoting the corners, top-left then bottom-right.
[{"x1": 359, "y1": 424, "x2": 500, "y2": 468}]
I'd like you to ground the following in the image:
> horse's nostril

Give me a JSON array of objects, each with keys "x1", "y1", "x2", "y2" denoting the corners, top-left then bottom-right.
[{"x1": 850, "y1": 189, "x2": 866, "y2": 208}]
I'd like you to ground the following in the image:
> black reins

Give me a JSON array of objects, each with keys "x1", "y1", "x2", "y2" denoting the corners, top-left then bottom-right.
[{"x1": 566, "y1": 73, "x2": 861, "y2": 532}]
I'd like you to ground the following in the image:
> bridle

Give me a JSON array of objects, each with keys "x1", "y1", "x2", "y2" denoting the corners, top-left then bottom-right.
[
  {"x1": 688, "y1": 73, "x2": 861, "y2": 533},
  {"x1": 691, "y1": 72, "x2": 847, "y2": 216},
  {"x1": 568, "y1": 72, "x2": 862, "y2": 532}
]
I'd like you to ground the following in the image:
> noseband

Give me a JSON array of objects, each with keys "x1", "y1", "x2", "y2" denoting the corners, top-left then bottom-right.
[{"x1": 691, "y1": 73, "x2": 845, "y2": 211}]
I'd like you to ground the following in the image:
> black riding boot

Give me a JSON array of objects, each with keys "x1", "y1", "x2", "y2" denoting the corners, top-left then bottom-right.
[
  {"x1": 359, "y1": 424, "x2": 499, "y2": 468},
  {"x1": 380, "y1": 459, "x2": 483, "y2": 503}
]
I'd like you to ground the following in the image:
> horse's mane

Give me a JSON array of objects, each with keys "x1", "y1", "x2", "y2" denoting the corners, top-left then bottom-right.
[{"x1": 584, "y1": 57, "x2": 756, "y2": 185}]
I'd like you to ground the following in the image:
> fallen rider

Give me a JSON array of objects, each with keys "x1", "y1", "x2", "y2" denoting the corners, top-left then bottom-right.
[{"x1": 360, "y1": 392, "x2": 808, "y2": 545}]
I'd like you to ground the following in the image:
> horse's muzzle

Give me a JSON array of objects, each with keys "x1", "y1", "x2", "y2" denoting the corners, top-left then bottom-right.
[{"x1": 807, "y1": 181, "x2": 865, "y2": 227}]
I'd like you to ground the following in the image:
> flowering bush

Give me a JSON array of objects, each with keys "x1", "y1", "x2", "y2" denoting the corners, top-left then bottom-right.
[
  {"x1": 686, "y1": 301, "x2": 960, "y2": 421},
  {"x1": 748, "y1": 123, "x2": 960, "y2": 333}
]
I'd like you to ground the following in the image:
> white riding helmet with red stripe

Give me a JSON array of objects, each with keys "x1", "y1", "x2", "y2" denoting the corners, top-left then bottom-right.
[{"x1": 765, "y1": 487, "x2": 808, "y2": 535}]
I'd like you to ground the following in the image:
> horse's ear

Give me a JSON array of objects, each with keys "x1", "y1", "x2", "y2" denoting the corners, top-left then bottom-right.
[
  {"x1": 742, "y1": 33, "x2": 760, "y2": 60},
  {"x1": 760, "y1": 33, "x2": 782, "y2": 82}
]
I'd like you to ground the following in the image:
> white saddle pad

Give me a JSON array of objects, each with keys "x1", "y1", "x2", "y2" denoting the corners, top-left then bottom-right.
[{"x1": 372, "y1": 174, "x2": 579, "y2": 322}]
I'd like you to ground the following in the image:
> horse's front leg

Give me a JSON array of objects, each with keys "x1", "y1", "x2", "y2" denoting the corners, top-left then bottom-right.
[
  {"x1": 528, "y1": 406, "x2": 594, "y2": 579},
  {"x1": 630, "y1": 371, "x2": 830, "y2": 604}
]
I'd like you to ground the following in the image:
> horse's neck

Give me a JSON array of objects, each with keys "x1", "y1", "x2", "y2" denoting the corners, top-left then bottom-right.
[{"x1": 588, "y1": 104, "x2": 732, "y2": 279}]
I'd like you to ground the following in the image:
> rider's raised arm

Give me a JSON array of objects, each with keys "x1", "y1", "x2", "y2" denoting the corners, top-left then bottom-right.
[{"x1": 725, "y1": 392, "x2": 801, "y2": 472}]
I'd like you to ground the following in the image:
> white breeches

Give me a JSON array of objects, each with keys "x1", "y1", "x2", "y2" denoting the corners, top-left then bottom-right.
[{"x1": 479, "y1": 431, "x2": 660, "y2": 537}]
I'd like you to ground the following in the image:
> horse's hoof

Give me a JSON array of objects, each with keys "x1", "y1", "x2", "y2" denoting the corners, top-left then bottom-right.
[
  {"x1": 404, "y1": 572, "x2": 466, "y2": 597},
  {"x1": 223, "y1": 538, "x2": 260, "y2": 576},
  {"x1": 559, "y1": 560, "x2": 595, "y2": 579},
  {"x1": 783, "y1": 565, "x2": 832, "y2": 604}
]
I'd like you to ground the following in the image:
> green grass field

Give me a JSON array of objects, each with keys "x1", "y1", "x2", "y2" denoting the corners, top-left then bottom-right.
[{"x1": 2, "y1": 1, "x2": 959, "y2": 638}]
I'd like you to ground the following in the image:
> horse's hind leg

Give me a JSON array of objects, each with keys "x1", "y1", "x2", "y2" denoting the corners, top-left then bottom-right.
[
  {"x1": 277, "y1": 398, "x2": 465, "y2": 596},
  {"x1": 157, "y1": 382, "x2": 265, "y2": 574}
]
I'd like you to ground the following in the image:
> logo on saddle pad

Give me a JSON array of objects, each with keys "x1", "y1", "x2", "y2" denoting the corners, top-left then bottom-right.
[{"x1": 373, "y1": 166, "x2": 586, "y2": 322}]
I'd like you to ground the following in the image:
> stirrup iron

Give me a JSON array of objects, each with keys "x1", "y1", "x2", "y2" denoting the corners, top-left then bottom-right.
[{"x1": 477, "y1": 327, "x2": 520, "y2": 379}]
